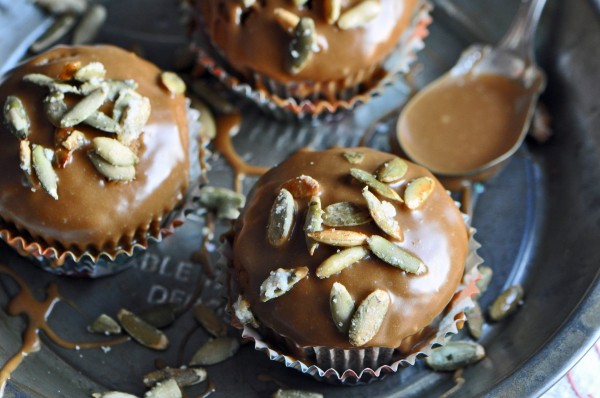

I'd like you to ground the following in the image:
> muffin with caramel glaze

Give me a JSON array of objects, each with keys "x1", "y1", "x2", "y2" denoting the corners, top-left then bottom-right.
[
  {"x1": 229, "y1": 147, "x2": 480, "y2": 382},
  {"x1": 194, "y1": 0, "x2": 431, "y2": 117},
  {"x1": 0, "y1": 45, "x2": 191, "y2": 276}
]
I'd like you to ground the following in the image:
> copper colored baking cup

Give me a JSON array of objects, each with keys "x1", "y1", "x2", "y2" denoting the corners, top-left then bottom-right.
[
  {"x1": 0, "y1": 104, "x2": 205, "y2": 278},
  {"x1": 194, "y1": 1, "x2": 432, "y2": 120},
  {"x1": 227, "y1": 216, "x2": 484, "y2": 384}
]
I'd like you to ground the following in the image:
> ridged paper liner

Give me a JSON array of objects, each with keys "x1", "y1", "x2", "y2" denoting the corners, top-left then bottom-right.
[
  {"x1": 194, "y1": 1, "x2": 432, "y2": 120},
  {"x1": 228, "y1": 214, "x2": 483, "y2": 384},
  {"x1": 0, "y1": 103, "x2": 205, "y2": 278}
]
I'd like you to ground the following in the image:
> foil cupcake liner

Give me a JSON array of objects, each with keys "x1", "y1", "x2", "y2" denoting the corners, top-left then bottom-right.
[
  {"x1": 193, "y1": 1, "x2": 432, "y2": 121},
  {"x1": 226, "y1": 214, "x2": 483, "y2": 384},
  {"x1": 0, "y1": 103, "x2": 205, "y2": 278}
]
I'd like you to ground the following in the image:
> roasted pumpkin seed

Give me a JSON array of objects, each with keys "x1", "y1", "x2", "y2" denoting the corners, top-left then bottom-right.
[
  {"x1": 330, "y1": 282, "x2": 355, "y2": 333},
  {"x1": 117, "y1": 308, "x2": 169, "y2": 350},
  {"x1": 32, "y1": 145, "x2": 58, "y2": 199},
  {"x1": 143, "y1": 366, "x2": 207, "y2": 388},
  {"x1": 322, "y1": 202, "x2": 371, "y2": 227},
  {"x1": 293, "y1": 0, "x2": 309, "y2": 7},
  {"x1": 189, "y1": 337, "x2": 240, "y2": 366},
  {"x1": 488, "y1": 285, "x2": 524, "y2": 321},
  {"x1": 72, "y1": 4, "x2": 107, "y2": 45},
  {"x1": 61, "y1": 84, "x2": 108, "y2": 127},
  {"x1": 426, "y1": 341, "x2": 486, "y2": 371},
  {"x1": 93, "y1": 137, "x2": 139, "y2": 166},
  {"x1": 232, "y1": 295, "x2": 259, "y2": 328},
  {"x1": 376, "y1": 157, "x2": 408, "y2": 183},
  {"x1": 87, "y1": 314, "x2": 122, "y2": 335},
  {"x1": 35, "y1": 0, "x2": 87, "y2": 15},
  {"x1": 274, "y1": 8, "x2": 300, "y2": 33},
  {"x1": 23, "y1": 73, "x2": 80, "y2": 94},
  {"x1": 19, "y1": 140, "x2": 32, "y2": 175},
  {"x1": 267, "y1": 188, "x2": 296, "y2": 248},
  {"x1": 362, "y1": 188, "x2": 403, "y2": 241},
  {"x1": 349, "y1": 289, "x2": 390, "y2": 346},
  {"x1": 281, "y1": 175, "x2": 320, "y2": 199},
  {"x1": 466, "y1": 301, "x2": 484, "y2": 339},
  {"x1": 30, "y1": 14, "x2": 77, "y2": 54},
  {"x1": 191, "y1": 98, "x2": 216, "y2": 140},
  {"x1": 198, "y1": 186, "x2": 246, "y2": 220},
  {"x1": 288, "y1": 17, "x2": 316, "y2": 74},
  {"x1": 74, "y1": 62, "x2": 106, "y2": 83},
  {"x1": 144, "y1": 378, "x2": 181, "y2": 398},
  {"x1": 260, "y1": 267, "x2": 308, "y2": 302},
  {"x1": 138, "y1": 303, "x2": 178, "y2": 329},
  {"x1": 111, "y1": 88, "x2": 137, "y2": 123},
  {"x1": 118, "y1": 95, "x2": 151, "y2": 145},
  {"x1": 3, "y1": 96, "x2": 30, "y2": 139},
  {"x1": 273, "y1": 390, "x2": 324, "y2": 398},
  {"x1": 476, "y1": 265, "x2": 493, "y2": 297},
  {"x1": 367, "y1": 235, "x2": 426, "y2": 274},
  {"x1": 242, "y1": 0, "x2": 256, "y2": 7},
  {"x1": 338, "y1": 0, "x2": 381, "y2": 30},
  {"x1": 308, "y1": 229, "x2": 368, "y2": 247},
  {"x1": 342, "y1": 151, "x2": 364, "y2": 165},
  {"x1": 105, "y1": 79, "x2": 138, "y2": 101},
  {"x1": 160, "y1": 71, "x2": 186, "y2": 95},
  {"x1": 303, "y1": 195, "x2": 323, "y2": 255},
  {"x1": 350, "y1": 168, "x2": 403, "y2": 203},
  {"x1": 190, "y1": 80, "x2": 236, "y2": 115},
  {"x1": 316, "y1": 246, "x2": 367, "y2": 279},
  {"x1": 404, "y1": 177, "x2": 435, "y2": 210},
  {"x1": 43, "y1": 91, "x2": 68, "y2": 127},
  {"x1": 194, "y1": 304, "x2": 228, "y2": 337},
  {"x1": 324, "y1": 0, "x2": 342, "y2": 24},
  {"x1": 89, "y1": 152, "x2": 136, "y2": 181},
  {"x1": 84, "y1": 111, "x2": 121, "y2": 133}
]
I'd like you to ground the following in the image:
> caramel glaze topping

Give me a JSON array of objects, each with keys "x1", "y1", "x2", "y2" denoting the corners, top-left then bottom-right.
[
  {"x1": 232, "y1": 147, "x2": 468, "y2": 349},
  {"x1": 198, "y1": 0, "x2": 420, "y2": 84},
  {"x1": 0, "y1": 46, "x2": 189, "y2": 255}
]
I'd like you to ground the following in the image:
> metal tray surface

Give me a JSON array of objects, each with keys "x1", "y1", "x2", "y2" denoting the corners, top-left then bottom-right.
[{"x1": 0, "y1": 0, "x2": 599, "y2": 397}]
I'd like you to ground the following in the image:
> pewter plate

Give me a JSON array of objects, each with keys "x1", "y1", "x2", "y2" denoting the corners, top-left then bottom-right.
[{"x1": 0, "y1": 0, "x2": 599, "y2": 397}]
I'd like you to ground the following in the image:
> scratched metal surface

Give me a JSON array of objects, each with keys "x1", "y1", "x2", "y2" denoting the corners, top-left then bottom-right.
[{"x1": 0, "y1": 0, "x2": 599, "y2": 397}]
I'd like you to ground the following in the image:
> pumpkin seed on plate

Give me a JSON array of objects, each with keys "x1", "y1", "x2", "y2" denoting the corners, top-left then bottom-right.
[
  {"x1": 342, "y1": 151, "x2": 364, "y2": 165},
  {"x1": 274, "y1": 8, "x2": 300, "y2": 34},
  {"x1": 160, "y1": 71, "x2": 186, "y2": 95},
  {"x1": 488, "y1": 285, "x2": 524, "y2": 321},
  {"x1": 376, "y1": 157, "x2": 408, "y2": 183},
  {"x1": 303, "y1": 195, "x2": 323, "y2": 255},
  {"x1": 350, "y1": 167, "x2": 403, "y2": 203},
  {"x1": 362, "y1": 188, "x2": 403, "y2": 241},
  {"x1": 72, "y1": 4, "x2": 107, "y2": 45},
  {"x1": 308, "y1": 229, "x2": 368, "y2": 247},
  {"x1": 87, "y1": 314, "x2": 122, "y2": 335},
  {"x1": 61, "y1": 84, "x2": 108, "y2": 127},
  {"x1": 273, "y1": 390, "x2": 324, "y2": 398},
  {"x1": 322, "y1": 201, "x2": 371, "y2": 227},
  {"x1": 288, "y1": 17, "x2": 316, "y2": 74},
  {"x1": 198, "y1": 186, "x2": 246, "y2": 220},
  {"x1": 35, "y1": 0, "x2": 87, "y2": 15},
  {"x1": 190, "y1": 98, "x2": 216, "y2": 140},
  {"x1": 117, "y1": 308, "x2": 169, "y2": 350},
  {"x1": 137, "y1": 303, "x2": 179, "y2": 329},
  {"x1": 189, "y1": 337, "x2": 240, "y2": 366},
  {"x1": 89, "y1": 152, "x2": 136, "y2": 181},
  {"x1": 316, "y1": 246, "x2": 367, "y2": 279},
  {"x1": 267, "y1": 188, "x2": 296, "y2": 248},
  {"x1": 74, "y1": 62, "x2": 106, "y2": 83},
  {"x1": 426, "y1": 341, "x2": 485, "y2": 371},
  {"x1": 32, "y1": 145, "x2": 58, "y2": 199},
  {"x1": 93, "y1": 137, "x2": 139, "y2": 166},
  {"x1": 349, "y1": 289, "x2": 390, "y2": 346},
  {"x1": 260, "y1": 267, "x2": 309, "y2": 302},
  {"x1": 338, "y1": 0, "x2": 381, "y2": 30},
  {"x1": 194, "y1": 304, "x2": 228, "y2": 337},
  {"x1": 3, "y1": 96, "x2": 30, "y2": 139},
  {"x1": 466, "y1": 301, "x2": 484, "y2": 339},
  {"x1": 143, "y1": 366, "x2": 207, "y2": 388},
  {"x1": 281, "y1": 175, "x2": 320, "y2": 199},
  {"x1": 330, "y1": 282, "x2": 355, "y2": 333},
  {"x1": 404, "y1": 176, "x2": 435, "y2": 210},
  {"x1": 30, "y1": 14, "x2": 77, "y2": 54},
  {"x1": 367, "y1": 235, "x2": 426, "y2": 274},
  {"x1": 144, "y1": 378, "x2": 181, "y2": 398}
]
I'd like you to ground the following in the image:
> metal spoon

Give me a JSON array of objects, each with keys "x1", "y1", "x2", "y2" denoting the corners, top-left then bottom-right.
[{"x1": 397, "y1": 0, "x2": 547, "y2": 217}]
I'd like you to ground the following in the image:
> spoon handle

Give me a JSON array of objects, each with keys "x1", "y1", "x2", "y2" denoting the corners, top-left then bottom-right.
[{"x1": 498, "y1": 0, "x2": 547, "y2": 62}]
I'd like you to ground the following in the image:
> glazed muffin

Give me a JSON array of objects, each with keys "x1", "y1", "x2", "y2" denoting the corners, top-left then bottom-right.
[
  {"x1": 229, "y1": 147, "x2": 478, "y2": 382},
  {"x1": 194, "y1": 0, "x2": 431, "y2": 117},
  {"x1": 0, "y1": 45, "x2": 190, "y2": 276}
]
